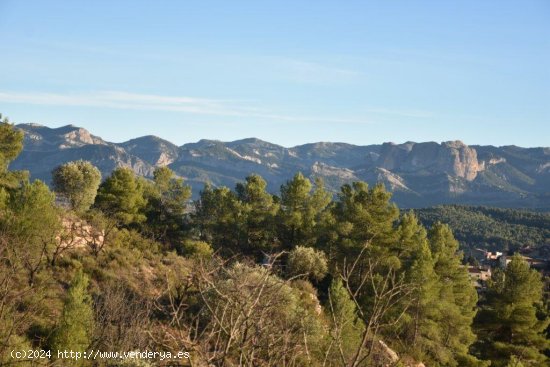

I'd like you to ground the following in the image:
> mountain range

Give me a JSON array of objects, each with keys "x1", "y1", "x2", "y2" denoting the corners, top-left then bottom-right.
[{"x1": 11, "y1": 123, "x2": 550, "y2": 209}]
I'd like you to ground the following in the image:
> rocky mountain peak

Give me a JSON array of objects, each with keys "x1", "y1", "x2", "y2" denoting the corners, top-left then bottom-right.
[
  {"x1": 57, "y1": 125, "x2": 105, "y2": 148},
  {"x1": 16, "y1": 123, "x2": 105, "y2": 150},
  {"x1": 120, "y1": 135, "x2": 179, "y2": 166},
  {"x1": 437, "y1": 140, "x2": 482, "y2": 180},
  {"x1": 10, "y1": 124, "x2": 550, "y2": 208}
]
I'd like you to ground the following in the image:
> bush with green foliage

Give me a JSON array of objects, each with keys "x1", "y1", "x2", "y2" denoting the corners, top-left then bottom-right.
[
  {"x1": 52, "y1": 160, "x2": 101, "y2": 212},
  {"x1": 179, "y1": 239, "x2": 213, "y2": 260},
  {"x1": 287, "y1": 245, "x2": 328, "y2": 281},
  {"x1": 51, "y1": 270, "x2": 94, "y2": 365}
]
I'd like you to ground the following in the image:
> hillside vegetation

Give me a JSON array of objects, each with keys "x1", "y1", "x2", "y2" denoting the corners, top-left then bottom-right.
[
  {"x1": 0, "y1": 116, "x2": 548, "y2": 367},
  {"x1": 416, "y1": 205, "x2": 550, "y2": 255}
]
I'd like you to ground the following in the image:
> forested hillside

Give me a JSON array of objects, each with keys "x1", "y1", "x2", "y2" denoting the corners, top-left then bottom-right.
[
  {"x1": 1, "y1": 117, "x2": 548, "y2": 366},
  {"x1": 416, "y1": 206, "x2": 550, "y2": 256}
]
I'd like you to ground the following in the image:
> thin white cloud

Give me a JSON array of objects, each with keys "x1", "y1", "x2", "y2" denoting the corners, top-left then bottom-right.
[
  {"x1": 0, "y1": 91, "x2": 238, "y2": 115},
  {"x1": 0, "y1": 90, "x2": 371, "y2": 124},
  {"x1": 363, "y1": 107, "x2": 434, "y2": 118}
]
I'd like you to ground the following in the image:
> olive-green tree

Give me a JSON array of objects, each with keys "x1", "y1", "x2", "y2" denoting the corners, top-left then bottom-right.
[
  {"x1": 52, "y1": 160, "x2": 101, "y2": 212},
  {"x1": 287, "y1": 245, "x2": 328, "y2": 281}
]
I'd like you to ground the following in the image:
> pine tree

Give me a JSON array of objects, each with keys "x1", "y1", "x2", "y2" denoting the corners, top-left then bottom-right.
[
  {"x1": 52, "y1": 270, "x2": 94, "y2": 365},
  {"x1": 193, "y1": 183, "x2": 244, "y2": 254},
  {"x1": 144, "y1": 166, "x2": 191, "y2": 243},
  {"x1": 95, "y1": 167, "x2": 147, "y2": 226},
  {"x1": 328, "y1": 182, "x2": 399, "y2": 264},
  {"x1": 278, "y1": 173, "x2": 331, "y2": 249},
  {"x1": 0, "y1": 116, "x2": 28, "y2": 188},
  {"x1": 0, "y1": 115, "x2": 23, "y2": 172},
  {"x1": 394, "y1": 211, "x2": 429, "y2": 269},
  {"x1": 3, "y1": 180, "x2": 61, "y2": 285},
  {"x1": 428, "y1": 222, "x2": 481, "y2": 366},
  {"x1": 327, "y1": 278, "x2": 365, "y2": 365},
  {"x1": 393, "y1": 213, "x2": 441, "y2": 361},
  {"x1": 506, "y1": 355, "x2": 525, "y2": 367},
  {"x1": 476, "y1": 254, "x2": 549, "y2": 366},
  {"x1": 236, "y1": 174, "x2": 279, "y2": 254}
]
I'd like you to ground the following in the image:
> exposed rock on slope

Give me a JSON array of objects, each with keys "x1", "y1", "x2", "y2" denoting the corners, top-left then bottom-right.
[
  {"x1": 375, "y1": 141, "x2": 483, "y2": 180},
  {"x1": 11, "y1": 123, "x2": 550, "y2": 208}
]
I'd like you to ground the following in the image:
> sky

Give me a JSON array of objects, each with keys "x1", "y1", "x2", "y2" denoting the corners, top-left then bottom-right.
[{"x1": 0, "y1": 0, "x2": 549, "y2": 147}]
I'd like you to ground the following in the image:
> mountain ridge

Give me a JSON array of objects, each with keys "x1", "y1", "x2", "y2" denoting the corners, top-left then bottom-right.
[{"x1": 11, "y1": 123, "x2": 550, "y2": 209}]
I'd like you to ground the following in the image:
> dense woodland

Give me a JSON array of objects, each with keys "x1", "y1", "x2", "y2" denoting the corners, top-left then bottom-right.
[
  {"x1": 0, "y1": 117, "x2": 549, "y2": 367},
  {"x1": 415, "y1": 206, "x2": 550, "y2": 255}
]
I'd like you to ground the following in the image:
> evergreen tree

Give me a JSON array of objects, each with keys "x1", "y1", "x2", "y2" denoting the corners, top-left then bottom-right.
[
  {"x1": 277, "y1": 173, "x2": 331, "y2": 249},
  {"x1": 476, "y1": 254, "x2": 549, "y2": 366},
  {"x1": 144, "y1": 167, "x2": 191, "y2": 243},
  {"x1": 327, "y1": 182, "x2": 399, "y2": 267},
  {"x1": 95, "y1": 167, "x2": 147, "y2": 226},
  {"x1": 2, "y1": 180, "x2": 61, "y2": 285},
  {"x1": 193, "y1": 183, "x2": 244, "y2": 254},
  {"x1": 236, "y1": 174, "x2": 279, "y2": 254},
  {"x1": 52, "y1": 270, "x2": 94, "y2": 365},
  {"x1": 394, "y1": 213, "x2": 440, "y2": 360},
  {"x1": 0, "y1": 115, "x2": 28, "y2": 188},
  {"x1": 0, "y1": 115, "x2": 23, "y2": 171},
  {"x1": 326, "y1": 278, "x2": 365, "y2": 365},
  {"x1": 52, "y1": 160, "x2": 101, "y2": 212},
  {"x1": 0, "y1": 183, "x2": 58, "y2": 363},
  {"x1": 506, "y1": 355, "x2": 525, "y2": 367},
  {"x1": 394, "y1": 211, "x2": 430, "y2": 269},
  {"x1": 428, "y1": 222, "x2": 481, "y2": 366}
]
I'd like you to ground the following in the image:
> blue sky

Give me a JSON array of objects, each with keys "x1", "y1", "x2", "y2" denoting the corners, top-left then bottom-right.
[{"x1": 0, "y1": 1, "x2": 548, "y2": 147}]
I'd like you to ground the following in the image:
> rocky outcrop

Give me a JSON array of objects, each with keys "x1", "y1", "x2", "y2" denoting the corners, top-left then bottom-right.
[
  {"x1": 311, "y1": 162, "x2": 357, "y2": 180},
  {"x1": 376, "y1": 140, "x2": 483, "y2": 181},
  {"x1": 356, "y1": 167, "x2": 411, "y2": 192},
  {"x1": 12, "y1": 123, "x2": 550, "y2": 208},
  {"x1": 59, "y1": 126, "x2": 105, "y2": 148},
  {"x1": 18, "y1": 123, "x2": 106, "y2": 150},
  {"x1": 12, "y1": 124, "x2": 154, "y2": 183},
  {"x1": 119, "y1": 135, "x2": 179, "y2": 166}
]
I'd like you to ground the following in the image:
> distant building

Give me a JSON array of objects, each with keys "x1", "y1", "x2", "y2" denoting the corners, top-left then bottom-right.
[
  {"x1": 467, "y1": 265, "x2": 492, "y2": 288},
  {"x1": 499, "y1": 254, "x2": 547, "y2": 270},
  {"x1": 485, "y1": 251, "x2": 502, "y2": 261}
]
